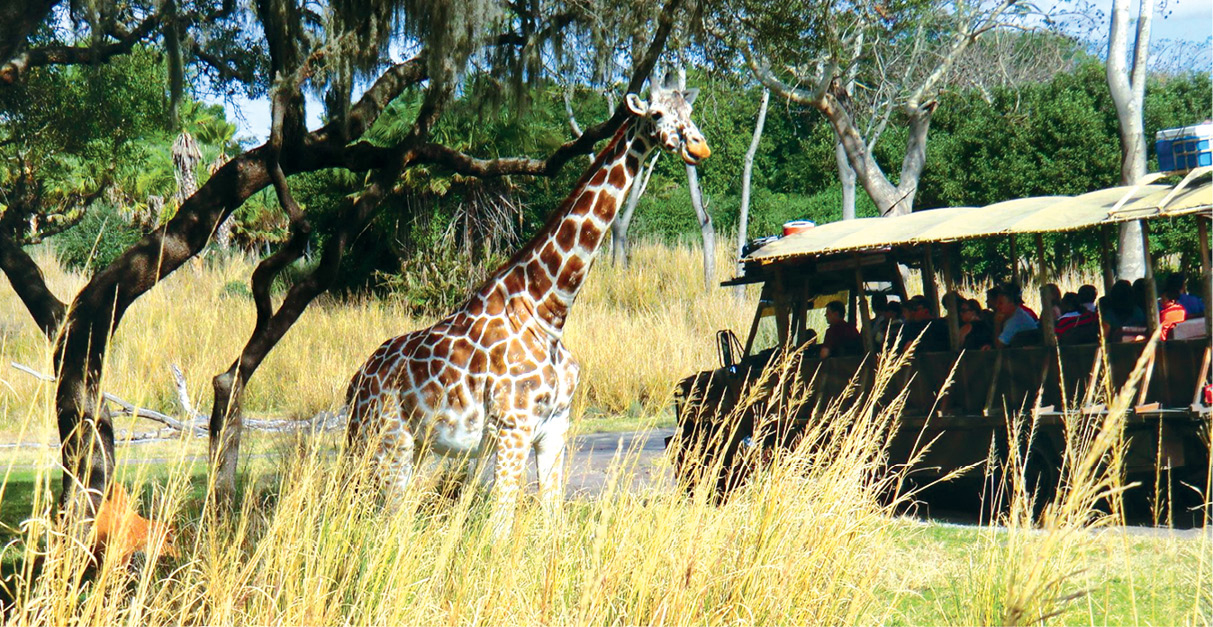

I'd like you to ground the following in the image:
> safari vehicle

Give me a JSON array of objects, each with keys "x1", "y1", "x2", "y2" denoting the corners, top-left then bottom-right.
[{"x1": 668, "y1": 168, "x2": 1213, "y2": 523}]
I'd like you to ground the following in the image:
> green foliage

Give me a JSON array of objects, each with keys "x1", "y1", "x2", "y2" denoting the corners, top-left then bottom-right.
[
  {"x1": 53, "y1": 204, "x2": 148, "y2": 272},
  {"x1": 920, "y1": 62, "x2": 1211, "y2": 278},
  {"x1": 377, "y1": 244, "x2": 508, "y2": 317},
  {"x1": 1, "y1": 45, "x2": 242, "y2": 240}
]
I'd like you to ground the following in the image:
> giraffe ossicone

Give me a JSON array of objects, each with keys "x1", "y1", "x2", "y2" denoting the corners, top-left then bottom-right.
[{"x1": 344, "y1": 77, "x2": 710, "y2": 530}]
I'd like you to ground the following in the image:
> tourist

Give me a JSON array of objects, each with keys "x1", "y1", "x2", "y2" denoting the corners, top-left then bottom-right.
[
  {"x1": 820, "y1": 300, "x2": 863, "y2": 358},
  {"x1": 959, "y1": 299, "x2": 993, "y2": 350},
  {"x1": 1159, "y1": 289, "x2": 1187, "y2": 340},
  {"x1": 995, "y1": 285, "x2": 1040, "y2": 348},
  {"x1": 1043, "y1": 283, "x2": 1062, "y2": 320},
  {"x1": 899, "y1": 295, "x2": 949, "y2": 352},
  {"x1": 1100, "y1": 280, "x2": 1146, "y2": 341},
  {"x1": 1056, "y1": 292, "x2": 1099, "y2": 344},
  {"x1": 1165, "y1": 272, "x2": 1205, "y2": 317},
  {"x1": 1077, "y1": 284, "x2": 1098, "y2": 313}
]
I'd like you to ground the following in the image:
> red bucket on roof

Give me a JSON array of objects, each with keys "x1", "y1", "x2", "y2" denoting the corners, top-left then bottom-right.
[{"x1": 783, "y1": 220, "x2": 816, "y2": 236}]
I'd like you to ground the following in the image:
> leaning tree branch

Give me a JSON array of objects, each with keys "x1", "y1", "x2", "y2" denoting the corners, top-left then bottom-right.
[
  {"x1": 0, "y1": 8, "x2": 163, "y2": 83},
  {"x1": 0, "y1": 233, "x2": 65, "y2": 338},
  {"x1": 399, "y1": 0, "x2": 683, "y2": 179},
  {"x1": 0, "y1": 0, "x2": 59, "y2": 81}
]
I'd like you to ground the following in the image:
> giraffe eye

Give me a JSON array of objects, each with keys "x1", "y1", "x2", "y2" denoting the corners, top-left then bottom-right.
[{"x1": 650, "y1": 110, "x2": 663, "y2": 121}]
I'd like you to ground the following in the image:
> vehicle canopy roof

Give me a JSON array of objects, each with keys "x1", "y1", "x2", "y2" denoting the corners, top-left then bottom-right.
[{"x1": 743, "y1": 168, "x2": 1212, "y2": 266}]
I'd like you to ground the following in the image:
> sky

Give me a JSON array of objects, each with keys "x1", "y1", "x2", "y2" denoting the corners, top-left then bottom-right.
[{"x1": 207, "y1": 0, "x2": 1213, "y2": 145}]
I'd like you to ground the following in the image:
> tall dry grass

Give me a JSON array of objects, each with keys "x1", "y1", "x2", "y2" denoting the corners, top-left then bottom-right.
[
  {"x1": 1, "y1": 329, "x2": 1206, "y2": 625},
  {"x1": 0, "y1": 240, "x2": 750, "y2": 437},
  {"x1": 0, "y1": 237, "x2": 1208, "y2": 625},
  {"x1": 0, "y1": 348, "x2": 904, "y2": 624}
]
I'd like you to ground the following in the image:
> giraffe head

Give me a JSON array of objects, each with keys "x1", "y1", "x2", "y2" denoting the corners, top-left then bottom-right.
[{"x1": 625, "y1": 76, "x2": 711, "y2": 165}]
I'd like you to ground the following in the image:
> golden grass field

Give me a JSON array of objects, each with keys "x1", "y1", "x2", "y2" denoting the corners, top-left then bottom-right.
[
  {"x1": 0, "y1": 240, "x2": 752, "y2": 438},
  {"x1": 0, "y1": 238, "x2": 1209, "y2": 625}
]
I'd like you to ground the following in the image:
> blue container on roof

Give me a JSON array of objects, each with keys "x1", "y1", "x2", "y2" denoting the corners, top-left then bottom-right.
[{"x1": 1156, "y1": 123, "x2": 1213, "y2": 172}]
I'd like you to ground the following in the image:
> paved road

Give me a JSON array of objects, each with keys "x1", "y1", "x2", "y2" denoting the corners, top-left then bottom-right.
[{"x1": 557, "y1": 427, "x2": 677, "y2": 497}]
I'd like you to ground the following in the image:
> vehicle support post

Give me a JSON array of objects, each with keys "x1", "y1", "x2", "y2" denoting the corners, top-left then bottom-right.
[
  {"x1": 1099, "y1": 225, "x2": 1115, "y2": 293},
  {"x1": 1036, "y1": 234, "x2": 1057, "y2": 347},
  {"x1": 1010, "y1": 235, "x2": 1019, "y2": 285},
  {"x1": 1199, "y1": 218, "x2": 1211, "y2": 338},
  {"x1": 772, "y1": 268, "x2": 790, "y2": 346},
  {"x1": 853, "y1": 257, "x2": 874, "y2": 353},
  {"x1": 923, "y1": 244, "x2": 940, "y2": 318},
  {"x1": 942, "y1": 244, "x2": 962, "y2": 351},
  {"x1": 1141, "y1": 221, "x2": 1160, "y2": 337},
  {"x1": 742, "y1": 284, "x2": 769, "y2": 356}
]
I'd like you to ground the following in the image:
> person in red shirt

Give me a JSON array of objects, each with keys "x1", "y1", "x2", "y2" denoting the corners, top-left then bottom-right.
[
  {"x1": 821, "y1": 300, "x2": 863, "y2": 358},
  {"x1": 1159, "y1": 289, "x2": 1187, "y2": 340}
]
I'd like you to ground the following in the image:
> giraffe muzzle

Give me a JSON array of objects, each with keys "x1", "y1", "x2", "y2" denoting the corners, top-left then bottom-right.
[{"x1": 681, "y1": 139, "x2": 711, "y2": 165}]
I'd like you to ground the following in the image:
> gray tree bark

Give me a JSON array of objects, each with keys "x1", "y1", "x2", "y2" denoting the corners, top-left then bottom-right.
[
  {"x1": 611, "y1": 152, "x2": 659, "y2": 267},
  {"x1": 836, "y1": 142, "x2": 857, "y2": 221},
  {"x1": 679, "y1": 69, "x2": 715, "y2": 289},
  {"x1": 736, "y1": 88, "x2": 769, "y2": 299},
  {"x1": 1107, "y1": 0, "x2": 1154, "y2": 280},
  {"x1": 687, "y1": 162, "x2": 715, "y2": 290}
]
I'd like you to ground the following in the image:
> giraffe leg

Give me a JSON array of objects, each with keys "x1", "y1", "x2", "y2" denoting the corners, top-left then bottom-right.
[
  {"x1": 489, "y1": 422, "x2": 531, "y2": 536},
  {"x1": 379, "y1": 429, "x2": 418, "y2": 512},
  {"x1": 533, "y1": 412, "x2": 570, "y2": 514}
]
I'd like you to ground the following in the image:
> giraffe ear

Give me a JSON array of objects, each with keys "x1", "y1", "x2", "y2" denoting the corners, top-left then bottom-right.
[
  {"x1": 625, "y1": 93, "x2": 648, "y2": 115},
  {"x1": 682, "y1": 88, "x2": 699, "y2": 105}
]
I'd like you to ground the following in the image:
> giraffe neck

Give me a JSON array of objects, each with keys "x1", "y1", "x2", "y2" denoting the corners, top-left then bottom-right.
[{"x1": 479, "y1": 121, "x2": 653, "y2": 335}]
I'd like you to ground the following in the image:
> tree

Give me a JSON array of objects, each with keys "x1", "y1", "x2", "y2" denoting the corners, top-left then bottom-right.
[
  {"x1": 678, "y1": 69, "x2": 715, "y2": 290},
  {"x1": 736, "y1": 88, "x2": 769, "y2": 298},
  {"x1": 1106, "y1": 0, "x2": 1155, "y2": 279},
  {"x1": 720, "y1": 0, "x2": 1025, "y2": 217},
  {"x1": 1, "y1": 0, "x2": 691, "y2": 515}
]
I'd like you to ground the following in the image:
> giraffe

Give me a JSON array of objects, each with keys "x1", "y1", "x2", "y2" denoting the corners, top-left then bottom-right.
[{"x1": 345, "y1": 78, "x2": 710, "y2": 528}]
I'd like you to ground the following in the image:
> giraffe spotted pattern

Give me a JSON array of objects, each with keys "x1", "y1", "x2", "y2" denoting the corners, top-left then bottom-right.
[{"x1": 346, "y1": 81, "x2": 710, "y2": 529}]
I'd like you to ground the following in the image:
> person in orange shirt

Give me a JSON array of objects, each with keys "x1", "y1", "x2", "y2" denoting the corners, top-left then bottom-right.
[{"x1": 1159, "y1": 289, "x2": 1187, "y2": 340}]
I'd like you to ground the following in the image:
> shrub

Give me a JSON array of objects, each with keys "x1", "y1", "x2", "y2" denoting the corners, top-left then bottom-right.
[{"x1": 51, "y1": 203, "x2": 147, "y2": 272}]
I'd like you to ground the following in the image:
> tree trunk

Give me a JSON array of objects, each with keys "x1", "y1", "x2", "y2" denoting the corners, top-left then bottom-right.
[
  {"x1": 1107, "y1": 0, "x2": 1154, "y2": 280},
  {"x1": 836, "y1": 142, "x2": 857, "y2": 221},
  {"x1": 687, "y1": 164, "x2": 715, "y2": 290},
  {"x1": 736, "y1": 88, "x2": 769, "y2": 299},
  {"x1": 172, "y1": 131, "x2": 202, "y2": 205},
  {"x1": 209, "y1": 164, "x2": 399, "y2": 499},
  {"x1": 51, "y1": 147, "x2": 276, "y2": 512},
  {"x1": 678, "y1": 69, "x2": 715, "y2": 289},
  {"x1": 611, "y1": 152, "x2": 659, "y2": 267},
  {"x1": 815, "y1": 92, "x2": 932, "y2": 217}
]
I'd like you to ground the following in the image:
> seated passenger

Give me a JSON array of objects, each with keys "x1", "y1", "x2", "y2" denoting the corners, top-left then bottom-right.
[
  {"x1": 1132, "y1": 278, "x2": 1151, "y2": 317},
  {"x1": 820, "y1": 300, "x2": 863, "y2": 358},
  {"x1": 942, "y1": 290, "x2": 963, "y2": 320},
  {"x1": 1055, "y1": 292, "x2": 1099, "y2": 344},
  {"x1": 1043, "y1": 283, "x2": 1062, "y2": 320},
  {"x1": 995, "y1": 287, "x2": 1040, "y2": 348},
  {"x1": 1159, "y1": 289, "x2": 1187, "y2": 340},
  {"x1": 899, "y1": 295, "x2": 949, "y2": 352},
  {"x1": 1165, "y1": 272, "x2": 1205, "y2": 318},
  {"x1": 882, "y1": 300, "x2": 904, "y2": 349},
  {"x1": 1101, "y1": 280, "x2": 1146, "y2": 341},
  {"x1": 1003, "y1": 282, "x2": 1039, "y2": 321},
  {"x1": 1077, "y1": 284, "x2": 1098, "y2": 313},
  {"x1": 958, "y1": 299, "x2": 993, "y2": 350},
  {"x1": 985, "y1": 285, "x2": 1003, "y2": 334}
]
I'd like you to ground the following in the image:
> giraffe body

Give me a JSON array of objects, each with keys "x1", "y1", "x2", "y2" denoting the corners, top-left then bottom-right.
[{"x1": 346, "y1": 80, "x2": 710, "y2": 526}]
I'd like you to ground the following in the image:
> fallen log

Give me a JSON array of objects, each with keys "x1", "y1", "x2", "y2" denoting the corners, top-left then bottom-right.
[{"x1": 10, "y1": 362, "x2": 346, "y2": 440}]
